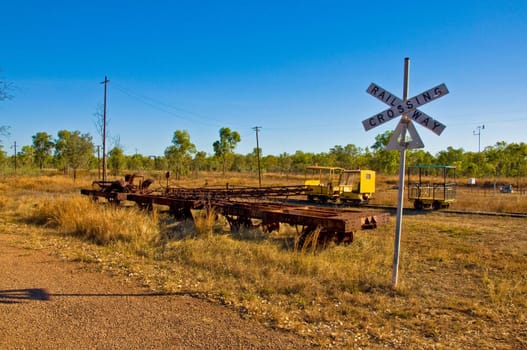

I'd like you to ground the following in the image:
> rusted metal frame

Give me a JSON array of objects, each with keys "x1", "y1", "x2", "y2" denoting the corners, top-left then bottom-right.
[
  {"x1": 80, "y1": 189, "x2": 128, "y2": 203},
  {"x1": 126, "y1": 194, "x2": 203, "y2": 208},
  {"x1": 164, "y1": 185, "x2": 308, "y2": 200},
  {"x1": 91, "y1": 180, "x2": 115, "y2": 190},
  {"x1": 213, "y1": 201, "x2": 363, "y2": 235},
  {"x1": 126, "y1": 193, "x2": 205, "y2": 219}
]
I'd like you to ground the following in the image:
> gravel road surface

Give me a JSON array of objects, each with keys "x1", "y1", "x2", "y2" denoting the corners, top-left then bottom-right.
[{"x1": 0, "y1": 232, "x2": 313, "y2": 349}]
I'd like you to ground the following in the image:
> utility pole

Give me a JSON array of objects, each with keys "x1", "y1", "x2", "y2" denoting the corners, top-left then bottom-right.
[
  {"x1": 253, "y1": 126, "x2": 262, "y2": 187},
  {"x1": 473, "y1": 125, "x2": 484, "y2": 152},
  {"x1": 101, "y1": 76, "x2": 110, "y2": 181},
  {"x1": 13, "y1": 141, "x2": 17, "y2": 173},
  {"x1": 97, "y1": 145, "x2": 101, "y2": 180}
]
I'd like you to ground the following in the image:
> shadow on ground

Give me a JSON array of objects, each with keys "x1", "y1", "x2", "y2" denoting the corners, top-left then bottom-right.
[{"x1": 0, "y1": 288, "x2": 190, "y2": 304}]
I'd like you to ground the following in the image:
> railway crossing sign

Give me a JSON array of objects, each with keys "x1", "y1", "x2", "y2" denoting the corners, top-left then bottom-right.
[
  {"x1": 363, "y1": 83, "x2": 448, "y2": 135},
  {"x1": 361, "y1": 57, "x2": 449, "y2": 289},
  {"x1": 363, "y1": 81, "x2": 449, "y2": 150}
]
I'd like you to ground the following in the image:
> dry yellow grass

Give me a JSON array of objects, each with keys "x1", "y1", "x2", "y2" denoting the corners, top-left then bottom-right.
[
  {"x1": 1, "y1": 174, "x2": 526, "y2": 348},
  {"x1": 30, "y1": 196, "x2": 159, "y2": 250}
]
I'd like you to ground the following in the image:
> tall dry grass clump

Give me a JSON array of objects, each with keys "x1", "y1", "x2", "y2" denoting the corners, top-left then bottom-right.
[
  {"x1": 192, "y1": 207, "x2": 218, "y2": 238},
  {"x1": 32, "y1": 197, "x2": 160, "y2": 250}
]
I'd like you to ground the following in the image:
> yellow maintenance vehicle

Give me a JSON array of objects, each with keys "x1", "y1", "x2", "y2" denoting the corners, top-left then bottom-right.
[
  {"x1": 338, "y1": 169, "x2": 376, "y2": 205},
  {"x1": 304, "y1": 166, "x2": 343, "y2": 203},
  {"x1": 304, "y1": 166, "x2": 376, "y2": 205}
]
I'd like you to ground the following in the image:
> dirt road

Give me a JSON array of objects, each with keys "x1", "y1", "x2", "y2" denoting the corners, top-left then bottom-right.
[{"x1": 0, "y1": 232, "x2": 313, "y2": 349}]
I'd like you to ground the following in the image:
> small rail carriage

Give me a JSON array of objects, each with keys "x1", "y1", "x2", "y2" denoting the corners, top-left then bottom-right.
[{"x1": 407, "y1": 165, "x2": 456, "y2": 210}]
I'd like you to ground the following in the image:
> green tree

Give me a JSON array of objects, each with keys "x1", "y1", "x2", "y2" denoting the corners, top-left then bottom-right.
[
  {"x1": 407, "y1": 149, "x2": 434, "y2": 167},
  {"x1": 192, "y1": 151, "x2": 207, "y2": 176},
  {"x1": 0, "y1": 145, "x2": 7, "y2": 169},
  {"x1": 502, "y1": 142, "x2": 527, "y2": 178},
  {"x1": 32, "y1": 132, "x2": 54, "y2": 170},
  {"x1": 165, "y1": 130, "x2": 196, "y2": 179},
  {"x1": 246, "y1": 147, "x2": 263, "y2": 173},
  {"x1": 329, "y1": 144, "x2": 363, "y2": 169},
  {"x1": 290, "y1": 150, "x2": 313, "y2": 172},
  {"x1": 231, "y1": 153, "x2": 249, "y2": 172},
  {"x1": 212, "y1": 127, "x2": 240, "y2": 174},
  {"x1": 371, "y1": 131, "x2": 392, "y2": 152},
  {"x1": 126, "y1": 153, "x2": 148, "y2": 171},
  {"x1": 262, "y1": 154, "x2": 279, "y2": 173},
  {"x1": 435, "y1": 146, "x2": 465, "y2": 174},
  {"x1": 277, "y1": 152, "x2": 293, "y2": 174},
  {"x1": 17, "y1": 145, "x2": 35, "y2": 168},
  {"x1": 54, "y1": 130, "x2": 94, "y2": 179},
  {"x1": 54, "y1": 130, "x2": 71, "y2": 173},
  {"x1": 464, "y1": 151, "x2": 486, "y2": 177},
  {"x1": 371, "y1": 131, "x2": 399, "y2": 174},
  {"x1": 108, "y1": 146, "x2": 125, "y2": 176}
]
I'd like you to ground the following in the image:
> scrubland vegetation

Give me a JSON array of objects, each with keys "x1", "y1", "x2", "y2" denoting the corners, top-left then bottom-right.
[{"x1": 1, "y1": 173, "x2": 526, "y2": 349}]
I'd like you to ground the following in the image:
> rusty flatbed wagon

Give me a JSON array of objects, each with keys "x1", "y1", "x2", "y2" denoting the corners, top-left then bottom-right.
[
  {"x1": 213, "y1": 200, "x2": 388, "y2": 245},
  {"x1": 81, "y1": 183, "x2": 389, "y2": 246}
]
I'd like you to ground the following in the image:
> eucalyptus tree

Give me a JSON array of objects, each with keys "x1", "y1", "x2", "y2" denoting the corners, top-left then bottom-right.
[
  {"x1": 108, "y1": 146, "x2": 125, "y2": 176},
  {"x1": 407, "y1": 149, "x2": 434, "y2": 167},
  {"x1": 32, "y1": 132, "x2": 54, "y2": 170},
  {"x1": 192, "y1": 151, "x2": 207, "y2": 176},
  {"x1": 329, "y1": 144, "x2": 362, "y2": 169},
  {"x1": 17, "y1": 145, "x2": 35, "y2": 168},
  {"x1": 54, "y1": 130, "x2": 94, "y2": 179},
  {"x1": 371, "y1": 130, "x2": 399, "y2": 174},
  {"x1": 277, "y1": 152, "x2": 293, "y2": 175},
  {"x1": 290, "y1": 150, "x2": 313, "y2": 173},
  {"x1": 165, "y1": 130, "x2": 196, "y2": 179},
  {"x1": 212, "y1": 127, "x2": 240, "y2": 174}
]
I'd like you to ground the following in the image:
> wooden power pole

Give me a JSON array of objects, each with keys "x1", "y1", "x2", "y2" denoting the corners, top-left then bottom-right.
[{"x1": 101, "y1": 76, "x2": 109, "y2": 181}]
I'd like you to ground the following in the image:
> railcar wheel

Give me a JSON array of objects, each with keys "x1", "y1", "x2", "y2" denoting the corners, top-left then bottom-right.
[
  {"x1": 170, "y1": 206, "x2": 192, "y2": 220},
  {"x1": 138, "y1": 202, "x2": 153, "y2": 211},
  {"x1": 432, "y1": 201, "x2": 441, "y2": 210},
  {"x1": 262, "y1": 221, "x2": 280, "y2": 233},
  {"x1": 414, "y1": 200, "x2": 424, "y2": 210},
  {"x1": 335, "y1": 231, "x2": 354, "y2": 244}
]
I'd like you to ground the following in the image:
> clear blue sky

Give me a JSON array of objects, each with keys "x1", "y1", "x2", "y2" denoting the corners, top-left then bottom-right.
[{"x1": 1, "y1": 0, "x2": 526, "y2": 157}]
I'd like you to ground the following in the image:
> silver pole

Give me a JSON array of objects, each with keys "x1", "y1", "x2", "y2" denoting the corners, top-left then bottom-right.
[{"x1": 392, "y1": 57, "x2": 410, "y2": 289}]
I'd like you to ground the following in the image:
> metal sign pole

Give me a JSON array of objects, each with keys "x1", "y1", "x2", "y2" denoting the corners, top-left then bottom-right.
[
  {"x1": 392, "y1": 57, "x2": 410, "y2": 289},
  {"x1": 361, "y1": 58, "x2": 448, "y2": 287}
]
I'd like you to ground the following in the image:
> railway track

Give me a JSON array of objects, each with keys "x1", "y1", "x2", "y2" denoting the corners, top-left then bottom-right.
[
  {"x1": 364, "y1": 204, "x2": 527, "y2": 218},
  {"x1": 276, "y1": 199, "x2": 527, "y2": 218}
]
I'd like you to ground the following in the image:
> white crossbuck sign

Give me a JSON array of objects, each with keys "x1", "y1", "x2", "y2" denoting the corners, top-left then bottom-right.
[{"x1": 362, "y1": 83, "x2": 448, "y2": 135}]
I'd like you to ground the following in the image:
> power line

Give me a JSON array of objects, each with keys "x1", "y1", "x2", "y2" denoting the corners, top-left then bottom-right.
[
  {"x1": 112, "y1": 83, "x2": 242, "y2": 128},
  {"x1": 111, "y1": 83, "x2": 354, "y2": 133},
  {"x1": 253, "y1": 126, "x2": 262, "y2": 187}
]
